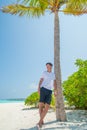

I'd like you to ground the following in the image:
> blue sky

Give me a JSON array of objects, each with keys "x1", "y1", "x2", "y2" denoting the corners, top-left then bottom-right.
[{"x1": 0, "y1": 1, "x2": 87, "y2": 99}]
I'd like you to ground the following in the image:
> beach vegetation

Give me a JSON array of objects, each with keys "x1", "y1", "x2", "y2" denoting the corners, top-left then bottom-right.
[
  {"x1": 63, "y1": 59, "x2": 87, "y2": 109},
  {"x1": 25, "y1": 92, "x2": 39, "y2": 107}
]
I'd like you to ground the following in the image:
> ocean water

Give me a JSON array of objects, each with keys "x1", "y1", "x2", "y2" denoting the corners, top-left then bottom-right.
[{"x1": 0, "y1": 99, "x2": 25, "y2": 103}]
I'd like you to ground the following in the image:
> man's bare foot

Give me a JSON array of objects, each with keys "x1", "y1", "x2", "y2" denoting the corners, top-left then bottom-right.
[
  {"x1": 37, "y1": 120, "x2": 44, "y2": 126},
  {"x1": 42, "y1": 121, "x2": 44, "y2": 125},
  {"x1": 36, "y1": 123, "x2": 42, "y2": 128}
]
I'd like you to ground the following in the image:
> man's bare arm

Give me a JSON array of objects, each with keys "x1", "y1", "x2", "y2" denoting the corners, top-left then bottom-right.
[{"x1": 38, "y1": 78, "x2": 44, "y2": 94}]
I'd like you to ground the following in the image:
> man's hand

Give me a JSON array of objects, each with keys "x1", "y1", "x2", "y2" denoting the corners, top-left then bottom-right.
[
  {"x1": 38, "y1": 88, "x2": 40, "y2": 95},
  {"x1": 54, "y1": 90, "x2": 57, "y2": 97},
  {"x1": 38, "y1": 78, "x2": 44, "y2": 95}
]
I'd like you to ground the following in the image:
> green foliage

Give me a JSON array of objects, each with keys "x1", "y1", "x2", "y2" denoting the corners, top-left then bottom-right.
[
  {"x1": 25, "y1": 92, "x2": 39, "y2": 107},
  {"x1": 2, "y1": 0, "x2": 87, "y2": 16},
  {"x1": 25, "y1": 91, "x2": 55, "y2": 108},
  {"x1": 2, "y1": 4, "x2": 45, "y2": 17},
  {"x1": 63, "y1": 59, "x2": 87, "y2": 109},
  {"x1": 64, "y1": 0, "x2": 87, "y2": 15}
]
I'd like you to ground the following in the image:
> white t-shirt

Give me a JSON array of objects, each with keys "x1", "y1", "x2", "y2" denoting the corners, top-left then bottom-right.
[{"x1": 40, "y1": 71, "x2": 56, "y2": 90}]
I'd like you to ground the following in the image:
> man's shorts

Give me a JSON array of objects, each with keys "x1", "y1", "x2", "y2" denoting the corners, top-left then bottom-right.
[{"x1": 39, "y1": 87, "x2": 52, "y2": 105}]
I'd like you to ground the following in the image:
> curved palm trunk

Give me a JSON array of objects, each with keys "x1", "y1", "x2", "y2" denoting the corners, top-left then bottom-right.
[{"x1": 54, "y1": 11, "x2": 67, "y2": 121}]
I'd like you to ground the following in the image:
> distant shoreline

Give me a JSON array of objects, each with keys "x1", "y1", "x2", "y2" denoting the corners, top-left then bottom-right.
[{"x1": 0, "y1": 98, "x2": 25, "y2": 103}]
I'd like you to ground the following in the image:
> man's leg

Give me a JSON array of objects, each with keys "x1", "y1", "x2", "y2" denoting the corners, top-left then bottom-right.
[
  {"x1": 38, "y1": 103, "x2": 50, "y2": 126},
  {"x1": 39, "y1": 102, "x2": 44, "y2": 123}
]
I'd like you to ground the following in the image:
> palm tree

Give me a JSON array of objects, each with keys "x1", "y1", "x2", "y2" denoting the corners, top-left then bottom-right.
[{"x1": 1, "y1": 0, "x2": 87, "y2": 121}]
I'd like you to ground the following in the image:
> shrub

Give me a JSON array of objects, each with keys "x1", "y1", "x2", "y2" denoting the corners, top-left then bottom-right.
[
  {"x1": 63, "y1": 59, "x2": 87, "y2": 109},
  {"x1": 25, "y1": 92, "x2": 39, "y2": 107}
]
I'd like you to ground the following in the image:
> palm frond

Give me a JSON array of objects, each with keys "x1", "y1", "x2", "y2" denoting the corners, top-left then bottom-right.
[
  {"x1": 63, "y1": 0, "x2": 87, "y2": 15},
  {"x1": 22, "y1": 0, "x2": 53, "y2": 6},
  {"x1": 1, "y1": 0, "x2": 53, "y2": 17},
  {"x1": 22, "y1": 0, "x2": 54, "y2": 12},
  {"x1": 2, "y1": 4, "x2": 46, "y2": 17},
  {"x1": 58, "y1": 0, "x2": 68, "y2": 9},
  {"x1": 39, "y1": 0, "x2": 53, "y2": 6}
]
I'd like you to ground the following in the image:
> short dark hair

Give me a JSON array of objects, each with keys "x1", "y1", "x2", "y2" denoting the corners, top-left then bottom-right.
[{"x1": 46, "y1": 62, "x2": 53, "y2": 67}]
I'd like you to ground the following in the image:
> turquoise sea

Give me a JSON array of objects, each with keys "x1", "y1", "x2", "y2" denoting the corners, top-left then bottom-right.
[{"x1": 0, "y1": 99, "x2": 25, "y2": 103}]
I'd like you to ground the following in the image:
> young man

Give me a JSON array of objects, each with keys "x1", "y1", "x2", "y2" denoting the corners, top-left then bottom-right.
[{"x1": 37, "y1": 62, "x2": 57, "y2": 128}]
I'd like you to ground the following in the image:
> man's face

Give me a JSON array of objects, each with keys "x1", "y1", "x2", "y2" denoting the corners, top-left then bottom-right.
[{"x1": 46, "y1": 64, "x2": 52, "y2": 72}]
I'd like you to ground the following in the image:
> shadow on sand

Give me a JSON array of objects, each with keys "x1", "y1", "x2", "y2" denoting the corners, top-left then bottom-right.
[
  {"x1": 20, "y1": 121, "x2": 87, "y2": 130},
  {"x1": 20, "y1": 110, "x2": 87, "y2": 130},
  {"x1": 22, "y1": 107, "x2": 54, "y2": 113},
  {"x1": 22, "y1": 107, "x2": 38, "y2": 111},
  {"x1": 20, "y1": 120, "x2": 57, "y2": 130},
  {"x1": 66, "y1": 110, "x2": 87, "y2": 122},
  {"x1": 20, "y1": 127, "x2": 38, "y2": 130}
]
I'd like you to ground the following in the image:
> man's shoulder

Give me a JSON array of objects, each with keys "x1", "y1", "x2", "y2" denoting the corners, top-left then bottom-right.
[
  {"x1": 41, "y1": 71, "x2": 47, "y2": 75},
  {"x1": 51, "y1": 72, "x2": 55, "y2": 75},
  {"x1": 42, "y1": 71, "x2": 55, "y2": 75},
  {"x1": 42, "y1": 71, "x2": 47, "y2": 73},
  {"x1": 51, "y1": 72, "x2": 56, "y2": 79}
]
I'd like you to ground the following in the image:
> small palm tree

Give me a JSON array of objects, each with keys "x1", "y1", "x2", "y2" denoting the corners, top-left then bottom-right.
[{"x1": 1, "y1": 0, "x2": 87, "y2": 121}]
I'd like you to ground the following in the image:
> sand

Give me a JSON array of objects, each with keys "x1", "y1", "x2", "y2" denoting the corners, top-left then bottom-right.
[{"x1": 0, "y1": 103, "x2": 87, "y2": 130}]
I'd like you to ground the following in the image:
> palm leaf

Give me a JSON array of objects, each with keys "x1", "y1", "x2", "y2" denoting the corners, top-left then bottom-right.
[
  {"x1": 22, "y1": 0, "x2": 52, "y2": 7},
  {"x1": 1, "y1": 0, "x2": 53, "y2": 17},
  {"x1": 63, "y1": 0, "x2": 87, "y2": 15},
  {"x1": 59, "y1": 0, "x2": 68, "y2": 8},
  {"x1": 2, "y1": 4, "x2": 46, "y2": 17},
  {"x1": 49, "y1": 0, "x2": 68, "y2": 12}
]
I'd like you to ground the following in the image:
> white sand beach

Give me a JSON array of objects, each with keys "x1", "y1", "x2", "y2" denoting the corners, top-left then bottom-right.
[{"x1": 0, "y1": 103, "x2": 87, "y2": 130}]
